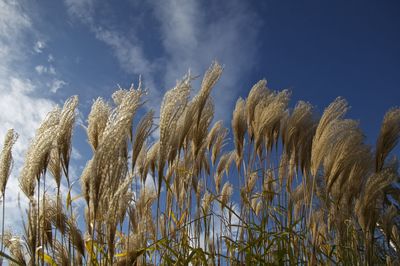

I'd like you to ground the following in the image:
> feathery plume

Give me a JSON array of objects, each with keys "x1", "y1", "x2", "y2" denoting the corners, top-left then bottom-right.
[
  {"x1": 232, "y1": 98, "x2": 247, "y2": 160},
  {"x1": 0, "y1": 129, "x2": 18, "y2": 196},
  {"x1": 211, "y1": 127, "x2": 228, "y2": 165},
  {"x1": 146, "y1": 141, "x2": 159, "y2": 177},
  {"x1": 87, "y1": 98, "x2": 111, "y2": 151},
  {"x1": 311, "y1": 97, "x2": 348, "y2": 176},
  {"x1": 282, "y1": 101, "x2": 316, "y2": 174},
  {"x1": 112, "y1": 87, "x2": 129, "y2": 106},
  {"x1": 2, "y1": 232, "x2": 26, "y2": 265},
  {"x1": 375, "y1": 108, "x2": 400, "y2": 172},
  {"x1": 245, "y1": 79, "x2": 269, "y2": 140},
  {"x1": 253, "y1": 89, "x2": 290, "y2": 155},
  {"x1": 193, "y1": 61, "x2": 223, "y2": 126},
  {"x1": 247, "y1": 171, "x2": 258, "y2": 193},
  {"x1": 158, "y1": 75, "x2": 191, "y2": 195},
  {"x1": 207, "y1": 120, "x2": 223, "y2": 151},
  {"x1": 19, "y1": 107, "x2": 60, "y2": 198},
  {"x1": 48, "y1": 96, "x2": 78, "y2": 188},
  {"x1": 215, "y1": 151, "x2": 233, "y2": 193},
  {"x1": 131, "y1": 110, "x2": 154, "y2": 171},
  {"x1": 57, "y1": 96, "x2": 78, "y2": 177},
  {"x1": 220, "y1": 182, "x2": 233, "y2": 208},
  {"x1": 201, "y1": 191, "x2": 213, "y2": 215},
  {"x1": 90, "y1": 86, "x2": 142, "y2": 219}
]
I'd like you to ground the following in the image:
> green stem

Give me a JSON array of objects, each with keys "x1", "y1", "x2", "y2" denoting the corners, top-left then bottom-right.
[
  {"x1": 37, "y1": 179, "x2": 40, "y2": 266},
  {"x1": 41, "y1": 174, "x2": 46, "y2": 266}
]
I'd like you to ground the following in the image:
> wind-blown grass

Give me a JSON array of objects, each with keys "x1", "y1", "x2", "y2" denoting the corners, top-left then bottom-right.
[{"x1": 1, "y1": 62, "x2": 400, "y2": 265}]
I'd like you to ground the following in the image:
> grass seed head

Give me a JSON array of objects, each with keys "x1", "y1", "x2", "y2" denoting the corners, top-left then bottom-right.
[
  {"x1": 0, "y1": 129, "x2": 18, "y2": 196},
  {"x1": 220, "y1": 182, "x2": 233, "y2": 208},
  {"x1": 232, "y1": 98, "x2": 247, "y2": 160},
  {"x1": 19, "y1": 106, "x2": 60, "y2": 198},
  {"x1": 376, "y1": 108, "x2": 400, "y2": 172}
]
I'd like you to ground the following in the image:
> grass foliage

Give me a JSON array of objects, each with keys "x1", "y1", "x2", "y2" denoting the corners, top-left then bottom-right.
[{"x1": 1, "y1": 62, "x2": 400, "y2": 265}]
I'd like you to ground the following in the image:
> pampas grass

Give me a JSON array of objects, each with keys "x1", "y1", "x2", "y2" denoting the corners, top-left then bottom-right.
[
  {"x1": 1, "y1": 62, "x2": 399, "y2": 265},
  {"x1": 0, "y1": 129, "x2": 18, "y2": 254}
]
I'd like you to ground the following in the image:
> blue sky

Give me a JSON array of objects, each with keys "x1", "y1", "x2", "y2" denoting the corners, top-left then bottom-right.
[{"x1": 0, "y1": 0, "x2": 399, "y2": 228}]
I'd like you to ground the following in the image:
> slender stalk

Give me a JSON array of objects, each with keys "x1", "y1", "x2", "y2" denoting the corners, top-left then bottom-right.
[
  {"x1": 1, "y1": 192, "x2": 5, "y2": 252},
  {"x1": 37, "y1": 178, "x2": 40, "y2": 266},
  {"x1": 53, "y1": 187, "x2": 60, "y2": 256},
  {"x1": 41, "y1": 174, "x2": 46, "y2": 266},
  {"x1": 91, "y1": 212, "x2": 96, "y2": 265}
]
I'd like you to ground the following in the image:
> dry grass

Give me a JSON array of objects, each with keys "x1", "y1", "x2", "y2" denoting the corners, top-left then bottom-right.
[{"x1": 1, "y1": 62, "x2": 400, "y2": 265}]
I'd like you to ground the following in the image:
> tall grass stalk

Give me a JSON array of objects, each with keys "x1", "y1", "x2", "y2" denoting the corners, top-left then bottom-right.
[{"x1": 0, "y1": 62, "x2": 399, "y2": 265}]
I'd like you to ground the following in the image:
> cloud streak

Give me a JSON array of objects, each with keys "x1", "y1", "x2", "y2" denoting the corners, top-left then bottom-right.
[
  {"x1": 0, "y1": 0, "x2": 32, "y2": 76},
  {"x1": 33, "y1": 40, "x2": 46, "y2": 53},
  {"x1": 0, "y1": 0, "x2": 67, "y2": 230},
  {"x1": 150, "y1": 0, "x2": 261, "y2": 120},
  {"x1": 0, "y1": 78, "x2": 55, "y2": 230},
  {"x1": 35, "y1": 64, "x2": 56, "y2": 75},
  {"x1": 93, "y1": 27, "x2": 158, "y2": 97},
  {"x1": 64, "y1": 0, "x2": 262, "y2": 122},
  {"x1": 49, "y1": 79, "x2": 67, "y2": 93}
]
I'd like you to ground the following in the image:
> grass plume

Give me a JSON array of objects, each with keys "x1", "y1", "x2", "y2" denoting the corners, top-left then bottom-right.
[{"x1": 0, "y1": 62, "x2": 399, "y2": 265}]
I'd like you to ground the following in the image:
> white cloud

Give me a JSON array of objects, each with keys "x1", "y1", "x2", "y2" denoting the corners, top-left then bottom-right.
[
  {"x1": 0, "y1": 77, "x2": 55, "y2": 230},
  {"x1": 0, "y1": 0, "x2": 32, "y2": 74},
  {"x1": 48, "y1": 66, "x2": 56, "y2": 75},
  {"x1": 49, "y1": 79, "x2": 67, "y2": 93},
  {"x1": 64, "y1": 0, "x2": 261, "y2": 122},
  {"x1": 152, "y1": 0, "x2": 200, "y2": 59},
  {"x1": 0, "y1": 78, "x2": 54, "y2": 162},
  {"x1": 35, "y1": 64, "x2": 57, "y2": 75},
  {"x1": 0, "y1": 1, "x2": 31, "y2": 37},
  {"x1": 71, "y1": 147, "x2": 82, "y2": 160},
  {"x1": 48, "y1": 53, "x2": 54, "y2": 62},
  {"x1": 64, "y1": 0, "x2": 95, "y2": 24},
  {"x1": 94, "y1": 28, "x2": 154, "y2": 79},
  {"x1": 33, "y1": 40, "x2": 46, "y2": 53},
  {"x1": 151, "y1": 0, "x2": 261, "y2": 121},
  {"x1": 0, "y1": 1, "x2": 52, "y2": 161},
  {"x1": 0, "y1": 1, "x2": 63, "y2": 231},
  {"x1": 64, "y1": 0, "x2": 162, "y2": 109},
  {"x1": 35, "y1": 64, "x2": 46, "y2": 74},
  {"x1": 93, "y1": 28, "x2": 160, "y2": 100}
]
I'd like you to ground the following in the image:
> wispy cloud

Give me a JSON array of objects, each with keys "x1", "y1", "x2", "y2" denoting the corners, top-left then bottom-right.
[
  {"x1": 0, "y1": 0, "x2": 31, "y2": 36},
  {"x1": 64, "y1": 0, "x2": 162, "y2": 110},
  {"x1": 49, "y1": 66, "x2": 56, "y2": 75},
  {"x1": 93, "y1": 28, "x2": 156, "y2": 86},
  {"x1": 93, "y1": 27, "x2": 161, "y2": 102},
  {"x1": 48, "y1": 53, "x2": 54, "y2": 62},
  {"x1": 33, "y1": 40, "x2": 46, "y2": 53},
  {"x1": 0, "y1": 0, "x2": 32, "y2": 74},
  {"x1": 71, "y1": 147, "x2": 82, "y2": 160},
  {"x1": 35, "y1": 64, "x2": 46, "y2": 74},
  {"x1": 35, "y1": 64, "x2": 56, "y2": 75},
  {"x1": 64, "y1": 0, "x2": 94, "y2": 25},
  {"x1": 151, "y1": 0, "x2": 261, "y2": 120},
  {"x1": 64, "y1": 0, "x2": 261, "y2": 122},
  {"x1": 0, "y1": 0, "x2": 58, "y2": 230},
  {"x1": 0, "y1": 0, "x2": 53, "y2": 155},
  {"x1": 49, "y1": 79, "x2": 67, "y2": 93},
  {"x1": 0, "y1": 78, "x2": 55, "y2": 230},
  {"x1": 0, "y1": 78, "x2": 55, "y2": 161}
]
